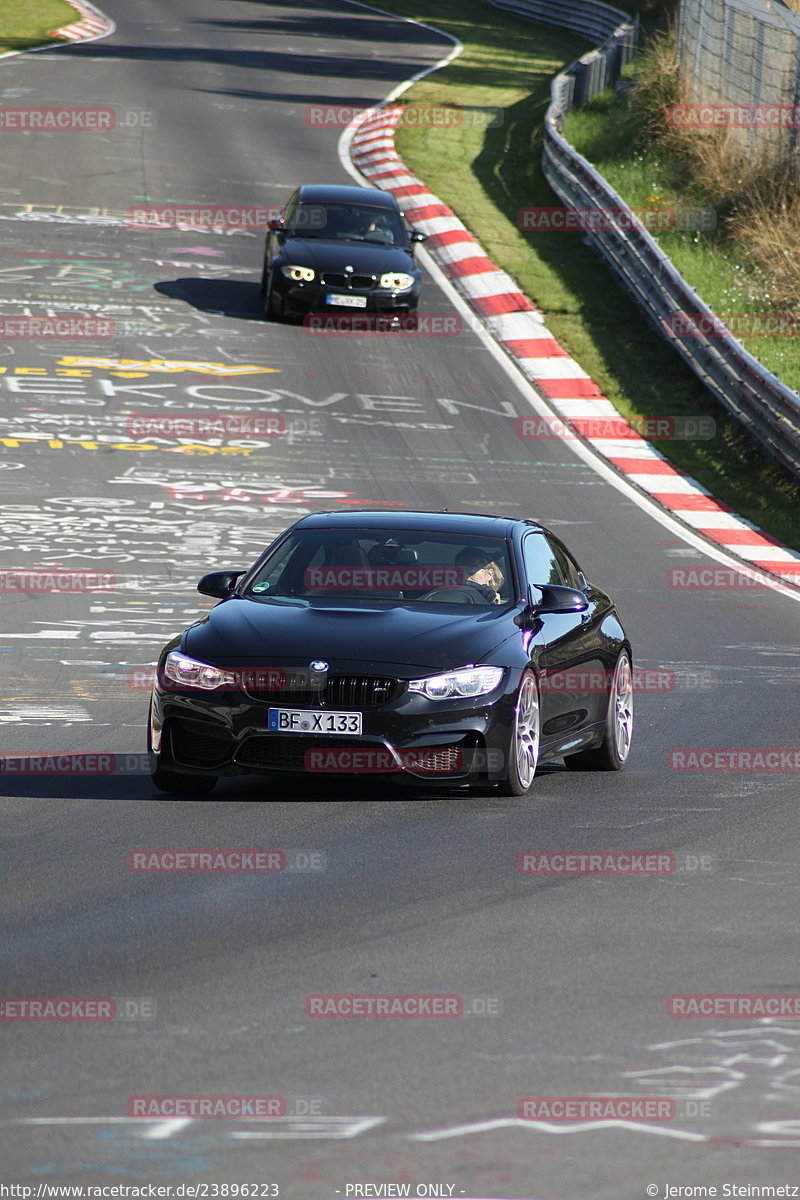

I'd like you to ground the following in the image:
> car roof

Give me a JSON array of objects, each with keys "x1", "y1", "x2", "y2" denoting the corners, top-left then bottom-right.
[
  {"x1": 293, "y1": 509, "x2": 545, "y2": 537},
  {"x1": 295, "y1": 184, "x2": 400, "y2": 211}
]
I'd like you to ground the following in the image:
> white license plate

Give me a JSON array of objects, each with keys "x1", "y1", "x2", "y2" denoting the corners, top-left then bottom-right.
[
  {"x1": 268, "y1": 707, "x2": 362, "y2": 735},
  {"x1": 326, "y1": 293, "x2": 367, "y2": 308}
]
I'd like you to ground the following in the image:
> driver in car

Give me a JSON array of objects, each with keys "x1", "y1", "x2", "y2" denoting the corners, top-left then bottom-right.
[{"x1": 454, "y1": 547, "x2": 500, "y2": 603}]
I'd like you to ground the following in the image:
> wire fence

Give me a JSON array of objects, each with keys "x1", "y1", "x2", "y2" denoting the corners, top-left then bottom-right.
[{"x1": 678, "y1": 0, "x2": 800, "y2": 164}]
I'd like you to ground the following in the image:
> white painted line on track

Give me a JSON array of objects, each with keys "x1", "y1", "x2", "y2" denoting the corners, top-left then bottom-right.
[
  {"x1": 411, "y1": 1115, "x2": 708, "y2": 1143},
  {"x1": 230, "y1": 1116, "x2": 387, "y2": 1139},
  {"x1": 141, "y1": 1118, "x2": 193, "y2": 1139}
]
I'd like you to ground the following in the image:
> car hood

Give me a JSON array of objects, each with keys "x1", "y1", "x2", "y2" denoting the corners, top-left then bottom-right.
[
  {"x1": 183, "y1": 598, "x2": 514, "y2": 675},
  {"x1": 279, "y1": 237, "x2": 415, "y2": 274}
]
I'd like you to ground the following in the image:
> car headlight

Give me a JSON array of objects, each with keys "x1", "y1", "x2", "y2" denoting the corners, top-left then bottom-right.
[
  {"x1": 281, "y1": 265, "x2": 315, "y2": 283},
  {"x1": 408, "y1": 665, "x2": 504, "y2": 700},
  {"x1": 379, "y1": 272, "x2": 414, "y2": 291},
  {"x1": 161, "y1": 651, "x2": 237, "y2": 691}
]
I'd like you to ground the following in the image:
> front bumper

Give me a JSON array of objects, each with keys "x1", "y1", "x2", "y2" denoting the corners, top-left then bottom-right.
[
  {"x1": 149, "y1": 674, "x2": 517, "y2": 787},
  {"x1": 274, "y1": 276, "x2": 420, "y2": 315}
]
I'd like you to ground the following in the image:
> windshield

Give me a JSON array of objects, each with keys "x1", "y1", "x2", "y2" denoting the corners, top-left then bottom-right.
[
  {"x1": 244, "y1": 529, "x2": 513, "y2": 608},
  {"x1": 285, "y1": 204, "x2": 407, "y2": 247}
]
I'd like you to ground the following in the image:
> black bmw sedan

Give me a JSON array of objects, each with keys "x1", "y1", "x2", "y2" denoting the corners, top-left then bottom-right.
[
  {"x1": 260, "y1": 184, "x2": 426, "y2": 321},
  {"x1": 148, "y1": 510, "x2": 633, "y2": 796}
]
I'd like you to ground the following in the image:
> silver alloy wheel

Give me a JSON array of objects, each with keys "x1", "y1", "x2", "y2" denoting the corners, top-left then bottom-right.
[
  {"x1": 611, "y1": 651, "x2": 633, "y2": 763},
  {"x1": 514, "y1": 672, "x2": 540, "y2": 789}
]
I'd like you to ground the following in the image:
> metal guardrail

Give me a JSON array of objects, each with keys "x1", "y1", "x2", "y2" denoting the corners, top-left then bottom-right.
[
  {"x1": 487, "y1": 0, "x2": 800, "y2": 478},
  {"x1": 487, "y1": 0, "x2": 633, "y2": 44},
  {"x1": 542, "y1": 121, "x2": 800, "y2": 476}
]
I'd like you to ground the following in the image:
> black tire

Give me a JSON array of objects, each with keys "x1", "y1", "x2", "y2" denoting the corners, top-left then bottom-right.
[
  {"x1": 496, "y1": 671, "x2": 540, "y2": 796},
  {"x1": 563, "y1": 649, "x2": 633, "y2": 771},
  {"x1": 150, "y1": 766, "x2": 218, "y2": 795},
  {"x1": 263, "y1": 271, "x2": 283, "y2": 321}
]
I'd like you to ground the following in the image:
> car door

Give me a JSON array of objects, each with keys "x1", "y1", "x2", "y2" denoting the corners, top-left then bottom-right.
[{"x1": 521, "y1": 532, "x2": 606, "y2": 745}]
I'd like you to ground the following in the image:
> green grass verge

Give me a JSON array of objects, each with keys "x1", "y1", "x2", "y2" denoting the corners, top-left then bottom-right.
[
  {"x1": 362, "y1": 0, "x2": 800, "y2": 551},
  {"x1": 0, "y1": 0, "x2": 75, "y2": 53},
  {"x1": 564, "y1": 85, "x2": 800, "y2": 393}
]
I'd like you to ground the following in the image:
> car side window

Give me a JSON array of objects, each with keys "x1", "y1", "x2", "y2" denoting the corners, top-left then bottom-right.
[
  {"x1": 250, "y1": 537, "x2": 323, "y2": 596},
  {"x1": 522, "y1": 533, "x2": 566, "y2": 586},
  {"x1": 280, "y1": 193, "x2": 298, "y2": 233},
  {"x1": 549, "y1": 539, "x2": 583, "y2": 589}
]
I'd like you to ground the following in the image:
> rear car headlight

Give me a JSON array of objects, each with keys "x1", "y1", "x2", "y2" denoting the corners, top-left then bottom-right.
[
  {"x1": 161, "y1": 651, "x2": 237, "y2": 691},
  {"x1": 281, "y1": 265, "x2": 315, "y2": 282},
  {"x1": 379, "y1": 272, "x2": 414, "y2": 291},
  {"x1": 408, "y1": 665, "x2": 504, "y2": 700}
]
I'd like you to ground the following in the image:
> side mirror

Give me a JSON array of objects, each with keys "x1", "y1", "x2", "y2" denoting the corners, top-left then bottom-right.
[
  {"x1": 197, "y1": 570, "x2": 246, "y2": 599},
  {"x1": 268, "y1": 218, "x2": 284, "y2": 232},
  {"x1": 534, "y1": 584, "x2": 589, "y2": 614},
  {"x1": 409, "y1": 230, "x2": 428, "y2": 243},
  {"x1": 515, "y1": 584, "x2": 588, "y2": 629}
]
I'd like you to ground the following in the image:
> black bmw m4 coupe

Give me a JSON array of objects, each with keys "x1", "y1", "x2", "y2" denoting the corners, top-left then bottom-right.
[{"x1": 148, "y1": 510, "x2": 633, "y2": 796}]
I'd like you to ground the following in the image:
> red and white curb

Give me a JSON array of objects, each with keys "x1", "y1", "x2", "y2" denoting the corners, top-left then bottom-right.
[
  {"x1": 52, "y1": 0, "x2": 112, "y2": 42},
  {"x1": 349, "y1": 103, "x2": 800, "y2": 591},
  {"x1": 52, "y1": 0, "x2": 113, "y2": 43},
  {"x1": 0, "y1": 0, "x2": 114, "y2": 57}
]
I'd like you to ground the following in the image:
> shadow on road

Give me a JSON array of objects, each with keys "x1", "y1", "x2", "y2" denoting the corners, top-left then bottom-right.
[
  {"x1": 0, "y1": 759, "x2": 568, "y2": 803},
  {"x1": 154, "y1": 277, "x2": 264, "y2": 320}
]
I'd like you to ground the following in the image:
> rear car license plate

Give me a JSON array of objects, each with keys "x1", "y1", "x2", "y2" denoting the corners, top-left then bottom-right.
[{"x1": 268, "y1": 707, "x2": 362, "y2": 735}]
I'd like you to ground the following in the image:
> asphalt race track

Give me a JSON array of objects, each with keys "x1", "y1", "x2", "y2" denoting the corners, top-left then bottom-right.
[{"x1": 2, "y1": 2, "x2": 800, "y2": 1196}]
